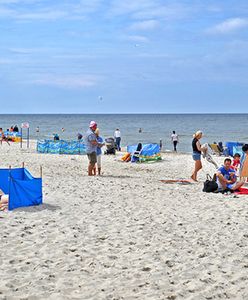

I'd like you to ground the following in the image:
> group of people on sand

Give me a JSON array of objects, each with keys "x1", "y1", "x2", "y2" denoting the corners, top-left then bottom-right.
[
  {"x1": 191, "y1": 130, "x2": 248, "y2": 192},
  {"x1": 0, "y1": 125, "x2": 19, "y2": 145}
]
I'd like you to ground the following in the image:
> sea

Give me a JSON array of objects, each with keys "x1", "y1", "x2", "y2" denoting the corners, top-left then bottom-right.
[{"x1": 0, "y1": 114, "x2": 247, "y2": 153}]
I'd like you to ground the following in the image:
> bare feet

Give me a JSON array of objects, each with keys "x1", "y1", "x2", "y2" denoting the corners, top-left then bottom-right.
[{"x1": 190, "y1": 175, "x2": 198, "y2": 182}]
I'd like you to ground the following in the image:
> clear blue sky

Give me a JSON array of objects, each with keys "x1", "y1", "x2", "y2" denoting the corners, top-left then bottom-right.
[{"x1": 0, "y1": 0, "x2": 248, "y2": 113}]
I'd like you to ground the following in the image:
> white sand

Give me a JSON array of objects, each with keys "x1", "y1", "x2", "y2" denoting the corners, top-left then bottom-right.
[{"x1": 0, "y1": 141, "x2": 247, "y2": 300}]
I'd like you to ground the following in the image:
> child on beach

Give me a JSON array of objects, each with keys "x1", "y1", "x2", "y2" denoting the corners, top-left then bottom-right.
[
  {"x1": 231, "y1": 153, "x2": 241, "y2": 174},
  {"x1": 93, "y1": 128, "x2": 104, "y2": 175}
]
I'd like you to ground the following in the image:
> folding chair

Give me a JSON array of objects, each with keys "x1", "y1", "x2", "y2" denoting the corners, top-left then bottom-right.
[
  {"x1": 131, "y1": 143, "x2": 142, "y2": 163},
  {"x1": 209, "y1": 143, "x2": 222, "y2": 156}
]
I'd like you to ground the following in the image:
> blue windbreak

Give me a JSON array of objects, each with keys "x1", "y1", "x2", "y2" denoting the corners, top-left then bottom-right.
[
  {"x1": 225, "y1": 142, "x2": 244, "y2": 156},
  {"x1": 37, "y1": 140, "x2": 86, "y2": 155},
  {"x1": 127, "y1": 143, "x2": 160, "y2": 156},
  {"x1": 0, "y1": 168, "x2": 42, "y2": 210}
]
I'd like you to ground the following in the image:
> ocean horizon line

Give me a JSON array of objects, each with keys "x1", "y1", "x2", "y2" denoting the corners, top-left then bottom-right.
[{"x1": 0, "y1": 112, "x2": 248, "y2": 115}]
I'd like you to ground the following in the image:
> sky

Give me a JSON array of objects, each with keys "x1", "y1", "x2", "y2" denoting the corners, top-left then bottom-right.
[{"x1": 1, "y1": 0, "x2": 248, "y2": 113}]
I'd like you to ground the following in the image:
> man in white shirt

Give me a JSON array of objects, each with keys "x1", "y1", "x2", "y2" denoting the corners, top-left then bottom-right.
[
  {"x1": 114, "y1": 128, "x2": 121, "y2": 151},
  {"x1": 171, "y1": 131, "x2": 179, "y2": 152}
]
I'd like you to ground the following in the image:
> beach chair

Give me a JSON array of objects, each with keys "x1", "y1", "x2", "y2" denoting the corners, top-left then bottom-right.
[
  {"x1": 131, "y1": 143, "x2": 142, "y2": 163},
  {"x1": 209, "y1": 143, "x2": 222, "y2": 156}
]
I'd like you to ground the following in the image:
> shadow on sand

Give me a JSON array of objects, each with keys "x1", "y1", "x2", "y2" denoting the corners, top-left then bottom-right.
[{"x1": 13, "y1": 203, "x2": 61, "y2": 213}]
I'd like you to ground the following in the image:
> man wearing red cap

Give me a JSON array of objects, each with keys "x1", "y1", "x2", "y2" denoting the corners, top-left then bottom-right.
[{"x1": 85, "y1": 121, "x2": 98, "y2": 176}]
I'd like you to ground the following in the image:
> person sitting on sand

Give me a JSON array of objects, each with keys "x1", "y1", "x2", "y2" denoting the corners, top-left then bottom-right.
[
  {"x1": 191, "y1": 130, "x2": 207, "y2": 181},
  {"x1": 77, "y1": 133, "x2": 83, "y2": 140},
  {"x1": 0, "y1": 189, "x2": 9, "y2": 211},
  {"x1": 216, "y1": 158, "x2": 245, "y2": 192},
  {"x1": 53, "y1": 133, "x2": 60, "y2": 141}
]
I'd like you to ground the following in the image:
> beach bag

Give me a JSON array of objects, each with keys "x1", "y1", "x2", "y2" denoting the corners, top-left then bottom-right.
[{"x1": 203, "y1": 174, "x2": 218, "y2": 193}]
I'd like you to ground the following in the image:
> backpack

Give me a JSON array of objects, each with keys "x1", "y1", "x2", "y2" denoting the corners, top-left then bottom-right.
[{"x1": 203, "y1": 174, "x2": 218, "y2": 193}]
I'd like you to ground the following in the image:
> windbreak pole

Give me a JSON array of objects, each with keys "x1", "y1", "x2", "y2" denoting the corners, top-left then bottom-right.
[{"x1": 20, "y1": 122, "x2": 30, "y2": 149}]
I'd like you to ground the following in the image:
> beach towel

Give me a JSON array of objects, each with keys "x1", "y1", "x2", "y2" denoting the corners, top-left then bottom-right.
[{"x1": 234, "y1": 187, "x2": 248, "y2": 195}]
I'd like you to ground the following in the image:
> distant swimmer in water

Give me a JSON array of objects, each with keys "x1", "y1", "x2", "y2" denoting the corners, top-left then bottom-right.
[{"x1": 139, "y1": 128, "x2": 142, "y2": 133}]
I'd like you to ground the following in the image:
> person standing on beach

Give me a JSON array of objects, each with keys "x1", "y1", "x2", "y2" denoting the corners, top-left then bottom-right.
[
  {"x1": 171, "y1": 131, "x2": 179, "y2": 152},
  {"x1": 114, "y1": 128, "x2": 121, "y2": 151},
  {"x1": 191, "y1": 130, "x2": 206, "y2": 181},
  {"x1": 93, "y1": 128, "x2": 104, "y2": 176},
  {"x1": 85, "y1": 121, "x2": 98, "y2": 176}
]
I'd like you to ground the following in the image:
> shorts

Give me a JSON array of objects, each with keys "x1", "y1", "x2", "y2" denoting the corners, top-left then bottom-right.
[
  {"x1": 97, "y1": 155, "x2": 101, "y2": 168},
  {"x1": 87, "y1": 152, "x2": 97, "y2": 165},
  {"x1": 192, "y1": 152, "x2": 201, "y2": 161},
  {"x1": 217, "y1": 181, "x2": 235, "y2": 192}
]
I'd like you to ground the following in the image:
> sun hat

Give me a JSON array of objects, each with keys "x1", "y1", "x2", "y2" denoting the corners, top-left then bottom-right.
[
  {"x1": 193, "y1": 130, "x2": 203, "y2": 138},
  {"x1": 89, "y1": 121, "x2": 97, "y2": 128}
]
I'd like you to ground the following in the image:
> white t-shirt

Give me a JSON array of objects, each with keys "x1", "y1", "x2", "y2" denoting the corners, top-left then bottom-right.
[
  {"x1": 171, "y1": 133, "x2": 178, "y2": 142},
  {"x1": 114, "y1": 130, "x2": 121, "y2": 138}
]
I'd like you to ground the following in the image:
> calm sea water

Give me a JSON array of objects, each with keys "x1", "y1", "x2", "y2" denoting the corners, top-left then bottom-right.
[{"x1": 0, "y1": 114, "x2": 247, "y2": 153}]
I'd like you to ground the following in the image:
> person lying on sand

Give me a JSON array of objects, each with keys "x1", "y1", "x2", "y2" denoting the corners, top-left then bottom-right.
[
  {"x1": 216, "y1": 158, "x2": 245, "y2": 192},
  {"x1": 0, "y1": 189, "x2": 9, "y2": 211}
]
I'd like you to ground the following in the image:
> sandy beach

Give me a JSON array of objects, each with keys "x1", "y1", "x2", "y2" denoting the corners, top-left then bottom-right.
[{"x1": 0, "y1": 141, "x2": 247, "y2": 300}]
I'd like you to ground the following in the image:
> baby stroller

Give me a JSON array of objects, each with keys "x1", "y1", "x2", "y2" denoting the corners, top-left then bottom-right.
[{"x1": 104, "y1": 137, "x2": 116, "y2": 155}]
